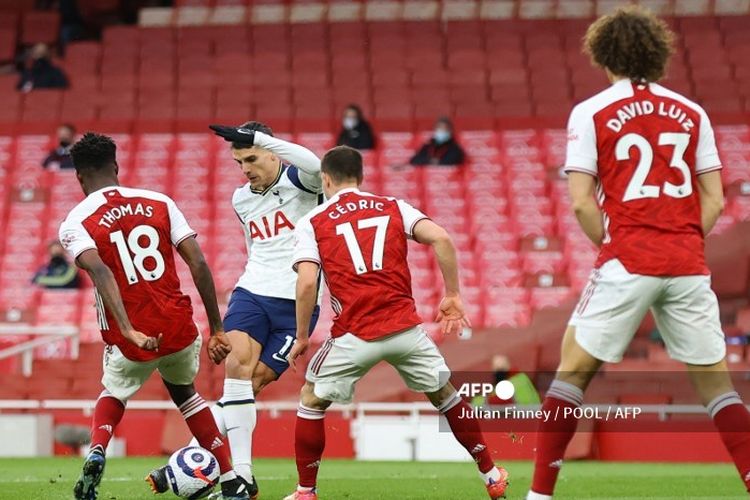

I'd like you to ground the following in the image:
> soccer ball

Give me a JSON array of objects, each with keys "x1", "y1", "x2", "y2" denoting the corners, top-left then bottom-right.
[{"x1": 165, "y1": 446, "x2": 219, "y2": 499}]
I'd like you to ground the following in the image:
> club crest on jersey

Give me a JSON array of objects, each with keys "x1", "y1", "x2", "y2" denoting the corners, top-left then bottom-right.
[{"x1": 248, "y1": 211, "x2": 295, "y2": 240}]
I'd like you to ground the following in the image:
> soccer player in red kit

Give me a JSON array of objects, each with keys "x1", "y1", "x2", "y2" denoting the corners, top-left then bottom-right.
[
  {"x1": 527, "y1": 8, "x2": 750, "y2": 499},
  {"x1": 60, "y1": 133, "x2": 249, "y2": 500},
  {"x1": 283, "y1": 146, "x2": 509, "y2": 500}
]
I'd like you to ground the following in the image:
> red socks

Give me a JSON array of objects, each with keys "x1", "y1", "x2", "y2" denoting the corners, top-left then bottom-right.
[
  {"x1": 709, "y1": 392, "x2": 750, "y2": 491},
  {"x1": 440, "y1": 393, "x2": 495, "y2": 474},
  {"x1": 295, "y1": 405, "x2": 326, "y2": 488},
  {"x1": 180, "y1": 393, "x2": 234, "y2": 478},
  {"x1": 531, "y1": 380, "x2": 584, "y2": 496},
  {"x1": 89, "y1": 391, "x2": 125, "y2": 453}
]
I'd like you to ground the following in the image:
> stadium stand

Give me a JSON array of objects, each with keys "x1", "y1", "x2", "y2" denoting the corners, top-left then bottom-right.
[{"x1": 0, "y1": 2, "x2": 749, "y2": 408}]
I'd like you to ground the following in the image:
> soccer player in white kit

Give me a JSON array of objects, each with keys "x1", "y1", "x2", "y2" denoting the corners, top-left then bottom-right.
[
  {"x1": 148, "y1": 123, "x2": 322, "y2": 498},
  {"x1": 527, "y1": 8, "x2": 750, "y2": 498}
]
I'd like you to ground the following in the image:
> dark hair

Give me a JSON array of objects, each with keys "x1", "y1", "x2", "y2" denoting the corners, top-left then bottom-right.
[
  {"x1": 231, "y1": 121, "x2": 274, "y2": 149},
  {"x1": 584, "y1": 6, "x2": 674, "y2": 82},
  {"x1": 435, "y1": 116, "x2": 453, "y2": 130},
  {"x1": 60, "y1": 123, "x2": 76, "y2": 133},
  {"x1": 344, "y1": 104, "x2": 364, "y2": 120},
  {"x1": 321, "y1": 146, "x2": 363, "y2": 184},
  {"x1": 70, "y1": 132, "x2": 117, "y2": 172}
]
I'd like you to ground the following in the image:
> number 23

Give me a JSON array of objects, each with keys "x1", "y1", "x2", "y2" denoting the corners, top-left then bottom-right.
[{"x1": 617, "y1": 132, "x2": 692, "y2": 202}]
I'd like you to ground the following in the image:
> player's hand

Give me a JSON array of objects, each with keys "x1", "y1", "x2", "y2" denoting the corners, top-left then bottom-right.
[
  {"x1": 125, "y1": 330, "x2": 162, "y2": 351},
  {"x1": 207, "y1": 331, "x2": 232, "y2": 364},
  {"x1": 435, "y1": 295, "x2": 471, "y2": 336},
  {"x1": 209, "y1": 124, "x2": 257, "y2": 145},
  {"x1": 287, "y1": 336, "x2": 309, "y2": 372}
]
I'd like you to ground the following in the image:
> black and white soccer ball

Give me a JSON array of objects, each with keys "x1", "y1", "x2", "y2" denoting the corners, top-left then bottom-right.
[{"x1": 166, "y1": 446, "x2": 219, "y2": 499}]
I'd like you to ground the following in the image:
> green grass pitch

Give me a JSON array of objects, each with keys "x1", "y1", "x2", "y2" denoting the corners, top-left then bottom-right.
[{"x1": 0, "y1": 457, "x2": 744, "y2": 499}]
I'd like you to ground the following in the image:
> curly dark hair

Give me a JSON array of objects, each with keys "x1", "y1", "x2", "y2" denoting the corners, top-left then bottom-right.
[
  {"x1": 583, "y1": 6, "x2": 674, "y2": 82},
  {"x1": 70, "y1": 132, "x2": 117, "y2": 172},
  {"x1": 231, "y1": 121, "x2": 274, "y2": 149}
]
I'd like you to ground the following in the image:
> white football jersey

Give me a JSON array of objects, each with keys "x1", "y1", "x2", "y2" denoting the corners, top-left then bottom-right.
[{"x1": 231, "y1": 132, "x2": 322, "y2": 300}]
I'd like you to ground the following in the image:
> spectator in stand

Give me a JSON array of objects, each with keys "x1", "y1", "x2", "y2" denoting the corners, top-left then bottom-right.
[
  {"x1": 32, "y1": 240, "x2": 81, "y2": 289},
  {"x1": 42, "y1": 123, "x2": 76, "y2": 170},
  {"x1": 336, "y1": 104, "x2": 375, "y2": 150},
  {"x1": 17, "y1": 43, "x2": 69, "y2": 92},
  {"x1": 410, "y1": 117, "x2": 465, "y2": 166}
]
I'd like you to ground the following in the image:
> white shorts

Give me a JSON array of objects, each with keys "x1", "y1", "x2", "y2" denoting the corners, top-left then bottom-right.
[
  {"x1": 102, "y1": 336, "x2": 202, "y2": 401},
  {"x1": 570, "y1": 259, "x2": 725, "y2": 365},
  {"x1": 306, "y1": 326, "x2": 450, "y2": 404}
]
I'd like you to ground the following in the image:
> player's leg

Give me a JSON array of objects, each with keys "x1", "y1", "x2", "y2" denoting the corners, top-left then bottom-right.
[
  {"x1": 528, "y1": 259, "x2": 657, "y2": 499},
  {"x1": 384, "y1": 326, "x2": 508, "y2": 498},
  {"x1": 256, "y1": 299, "x2": 320, "y2": 394},
  {"x1": 286, "y1": 334, "x2": 376, "y2": 500},
  {"x1": 217, "y1": 289, "x2": 272, "y2": 487},
  {"x1": 157, "y1": 336, "x2": 249, "y2": 499},
  {"x1": 654, "y1": 275, "x2": 750, "y2": 491},
  {"x1": 75, "y1": 346, "x2": 153, "y2": 500},
  {"x1": 286, "y1": 381, "x2": 333, "y2": 500}
]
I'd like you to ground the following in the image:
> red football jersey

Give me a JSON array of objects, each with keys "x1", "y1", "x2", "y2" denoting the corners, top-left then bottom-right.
[
  {"x1": 294, "y1": 188, "x2": 427, "y2": 341},
  {"x1": 565, "y1": 79, "x2": 722, "y2": 276},
  {"x1": 59, "y1": 186, "x2": 198, "y2": 361}
]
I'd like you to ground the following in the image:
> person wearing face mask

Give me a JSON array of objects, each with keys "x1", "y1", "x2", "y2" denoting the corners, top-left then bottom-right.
[
  {"x1": 32, "y1": 240, "x2": 81, "y2": 289},
  {"x1": 17, "y1": 43, "x2": 69, "y2": 92},
  {"x1": 409, "y1": 117, "x2": 466, "y2": 166},
  {"x1": 335, "y1": 104, "x2": 375, "y2": 150},
  {"x1": 43, "y1": 123, "x2": 76, "y2": 170}
]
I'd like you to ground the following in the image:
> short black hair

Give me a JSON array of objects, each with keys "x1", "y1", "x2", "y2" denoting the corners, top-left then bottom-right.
[
  {"x1": 321, "y1": 146, "x2": 363, "y2": 184},
  {"x1": 70, "y1": 132, "x2": 117, "y2": 172},
  {"x1": 231, "y1": 121, "x2": 274, "y2": 149}
]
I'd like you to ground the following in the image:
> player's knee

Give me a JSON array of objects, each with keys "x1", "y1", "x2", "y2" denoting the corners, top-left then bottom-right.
[
  {"x1": 164, "y1": 382, "x2": 196, "y2": 407},
  {"x1": 225, "y1": 353, "x2": 255, "y2": 380},
  {"x1": 251, "y1": 368, "x2": 278, "y2": 394},
  {"x1": 299, "y1": 382, "x2": 329, "y2": 411},
  {"x1": 426, "y1": 383, "x2": 456, "y2": 409}
]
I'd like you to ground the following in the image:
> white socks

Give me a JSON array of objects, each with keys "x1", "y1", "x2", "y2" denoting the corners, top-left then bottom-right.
[
  {"x1": 480, "y1": 466, "x2": 502, "y2": 485},
  {"x1": 221, "y1": 378, "x2": 257, "y2": 483},
  {"x1": 527, "y1": 491, "x2": 553, "y2": 500}
]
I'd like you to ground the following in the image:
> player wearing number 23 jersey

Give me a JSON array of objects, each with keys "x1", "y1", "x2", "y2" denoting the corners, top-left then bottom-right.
[
  {"x1": 566, "y1": 78, "x2": 721, "y2": 276},
  {"x1": 59, "y1": 186, "x2": 198, "y2": 362}
]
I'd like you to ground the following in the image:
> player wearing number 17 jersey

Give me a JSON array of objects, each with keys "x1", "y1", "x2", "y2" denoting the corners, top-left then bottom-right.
[
  {"x1": 527, "y1": 8, "x2": 750, "y2": 499},
  {"x1": 60, "y1": 133, "x2": 248, "y2": 500},
  {"x1": 283, "y1": 146, "x2": 509, "y2": 500}
]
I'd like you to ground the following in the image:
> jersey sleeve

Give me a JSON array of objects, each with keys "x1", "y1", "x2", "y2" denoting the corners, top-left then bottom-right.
[
  {"x1": 59, "y1": 217, "x2": 96, "y2": 260},
  {"x1": 564, "y1": 104, "x2": 598, "y2": 176},
  {"x1": 254, "y1": 131, "x2": 322, "y2": 193},
  {"x1": 695, "y1": 109, "x2": 722, "y2": 174},
  {"x1": 397, "y1": 199, "x2": 429, "y2": 239},
  {"x1": 292, "y1": 216, "x2": 320, "y2": 270},
  {"x1": 166, "y1": 198, "x2": 197, "y2": 246}
]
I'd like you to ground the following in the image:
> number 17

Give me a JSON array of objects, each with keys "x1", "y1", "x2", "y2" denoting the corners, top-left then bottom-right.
[{"x1": 336, "y1": 215, "x2": 390, "y2": 275}]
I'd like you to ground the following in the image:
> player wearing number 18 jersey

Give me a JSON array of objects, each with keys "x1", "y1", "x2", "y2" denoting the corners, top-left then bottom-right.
[
  {"x1": 60, "y1": 133, "x2": 248, "y2": 500},
  {"x1": 527, "y1": 8, "x2": 750, "y2": 499},
  {"x1": 283, "y1": 146, "x2": 509, "y2": 500}
]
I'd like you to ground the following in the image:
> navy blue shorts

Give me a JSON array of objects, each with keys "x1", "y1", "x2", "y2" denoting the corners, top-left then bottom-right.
[{"x1": 223, "y1": 288, "x2": 320, "y2": 376}]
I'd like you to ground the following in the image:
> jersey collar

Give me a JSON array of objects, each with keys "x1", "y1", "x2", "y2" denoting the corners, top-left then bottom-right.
[
  {"x1": 249, "y1": 164, "x2": 286, "y2": 196},
  {"x1": 329, "y1": 187, "x2": 360, "y2": 203}
]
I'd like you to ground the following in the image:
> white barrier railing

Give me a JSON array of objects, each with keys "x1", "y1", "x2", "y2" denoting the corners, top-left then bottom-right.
[{"x1": 0, "y1": 325, "x2": 79, "y2": 376}]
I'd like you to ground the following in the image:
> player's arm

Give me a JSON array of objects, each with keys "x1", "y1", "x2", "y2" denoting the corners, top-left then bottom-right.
[
  {"x1": 697, "y1": 170, "x2": 725, "y2": 236},
  {"x1": 695, "y1": 109, "x2": 724, "y2": 236},
  {"x1": 287, "y1": 217, "x2": 321, "y2": 369},
  {"x1": 568, "y1": 172, "x2": 605, "y2": 246},
  {"x1": 176, "y1": 236, "x2": 232, "y2": 364},
  {"x1": 254, "y1": 131, "x2": 322, "y2": 191},
  {"x1": 76, "y1": 249, "x2": 160, "y2": 351},
  {"x1": 412, "y1": 218, "x2": 470, "y2": 335},
  {"x1": 289, "y1": 261, "x2": 320, "y2": 370}
]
